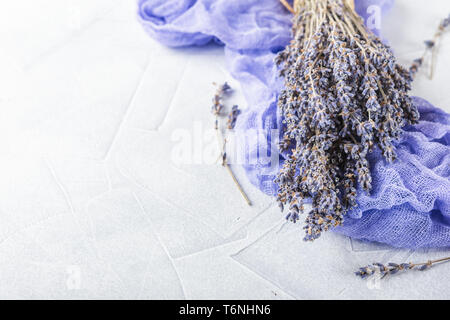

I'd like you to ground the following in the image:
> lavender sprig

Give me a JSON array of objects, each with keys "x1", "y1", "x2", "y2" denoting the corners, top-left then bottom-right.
[
  {"x1": 410, "y1": 13, "x2": 450, "y2": 79},
  {"x1": 211, "y1": 83, "x2": 251, "y2": 206},
  {"x1": 356, "y1": 257, "x2": 450, "y2": 279},
  {"x1": 275, "y1": 0, "x2": 419, "y2": 242}
]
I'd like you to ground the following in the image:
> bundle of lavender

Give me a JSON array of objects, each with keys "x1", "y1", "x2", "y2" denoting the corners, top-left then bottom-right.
[{"x1": 275, "y1": 0, "x2": 420, "y2": 241}]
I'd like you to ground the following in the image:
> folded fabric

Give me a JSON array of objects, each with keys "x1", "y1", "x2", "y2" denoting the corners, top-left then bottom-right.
[{"x1": 138, "y1": 0, "x2": 450, "y2": 248}]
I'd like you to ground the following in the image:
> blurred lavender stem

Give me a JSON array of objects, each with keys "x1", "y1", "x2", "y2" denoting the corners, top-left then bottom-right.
[
  {"x1": 413, "y1": 15, "x2": 450, "y2": 79},
  {"x1": 224, "y1": 162, "x2": 252, "y2": 206},
  {"x1": 214, "y1": 125, "x2": 252, "y2": 206},
  {"x1": 430, "y1": 26, "x2": 444, "y2": 79},
  {"x1": 211, "y1": 83, "x2": 251, "y2": 207}
]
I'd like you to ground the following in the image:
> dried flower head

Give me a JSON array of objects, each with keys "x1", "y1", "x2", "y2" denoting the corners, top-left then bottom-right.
[
  {"x1": 409, "y1": 58, "x2": 423, "y2": 78},
  {"x1": 424, "y1": 40, "x2": 435, "y2": 49},
  {"x1": 440, "y1": 13, "x2": 450, "y2": 30},
  {"x1": 356, "y1": 256, "x2": 450, "y2": 279},
  {"x1": 211, "y1": 82, "x2": 232, "y2": 129},
  {"x1": 227, "y1": 105, "x2": 241, "y2": 130},
  {"x1": 211, "y1": 82, "x2": 232, "y2": 115},
  {"x1": 275, "y1": 0, "x2": 419, "y2": 241}
]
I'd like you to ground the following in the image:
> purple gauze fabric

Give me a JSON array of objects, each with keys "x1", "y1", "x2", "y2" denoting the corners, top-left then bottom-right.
[{"x1": 138, "y1": 0, "x2": 450, "y2": 248}]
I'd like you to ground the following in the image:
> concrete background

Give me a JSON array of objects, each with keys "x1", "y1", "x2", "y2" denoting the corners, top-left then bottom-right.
[{"x1": 0, "y1": 0, "x2": 448, "y2": 299}]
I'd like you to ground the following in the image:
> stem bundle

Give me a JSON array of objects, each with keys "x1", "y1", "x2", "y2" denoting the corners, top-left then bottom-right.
[{"x1": 275, "y1": 0, "x2": 419, "y2": 241}]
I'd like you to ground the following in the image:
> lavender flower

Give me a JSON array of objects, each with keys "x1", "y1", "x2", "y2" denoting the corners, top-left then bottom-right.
[
  {"x1": 275, "y1": 0, "x2": 419, "y2": 242},
  {"x1": 440, "y1": 14, "x2": 450, "y2": 29},
  {"x1": 227, "y1": 105, "x2": 241, "y2": 130},
  {"x1": 210, "y1": 83, "x2": 251, "y2": 206},
  {"x1": 424, "y1": 40, "x2": 435, "y2": 49},
  {"x1": 409, "y1": 58, "x2": 423, "y2": 78},
  {"x1": 211, "y1": 82, "x2": 232, "y2": 115},
  {"x1": 211, "y1": 82, "x2": 232, "y2": 128},
  {"x1": 356, "y1": 257, "x2": 450, "y2": 279},
  {"x1": 355, "y1": 263, "x2": 413, "y2": 279}
]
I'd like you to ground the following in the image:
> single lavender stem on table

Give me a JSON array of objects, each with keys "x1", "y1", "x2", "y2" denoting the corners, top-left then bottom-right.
[
  {"x1": 275, "y1": 0, "x2": 419, "y2": 242},
  {"x1": 211, "y1": 83, "x2": 252, "y2": 206},
  {"x1": 356, "y1": 256, "x2": 450, "y2": 279}
]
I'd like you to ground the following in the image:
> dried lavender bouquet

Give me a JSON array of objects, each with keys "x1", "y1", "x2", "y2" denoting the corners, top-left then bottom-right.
[{"x1": 275, "y1": 0, "x2": 420, "y2": 241}]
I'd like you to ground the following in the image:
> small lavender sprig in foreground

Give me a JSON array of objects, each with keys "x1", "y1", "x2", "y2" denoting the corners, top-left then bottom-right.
[
  {"x1": 356, "y1": 256, "x2": 450, "y2": 279},
  {"x1": 211, "y1": 83, "x2": 251, "y2": 206}
]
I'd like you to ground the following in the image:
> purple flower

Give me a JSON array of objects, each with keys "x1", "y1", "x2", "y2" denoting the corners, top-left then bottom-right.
[
  {"x1": 275, "y1": 0, "x2": 418, "y2": 241},
  {"x1": 424, "y1": 40, "x2": 435, "y2": 49},
  {"x1": 211, "y1": 82, "x2": 232, "y2": 117},
  {"x1": 356, "y1": 258, "x2": 449, "y2": 279},
  {"x1": 227, "y1": 105, "x2": 241, "y2": 130}
]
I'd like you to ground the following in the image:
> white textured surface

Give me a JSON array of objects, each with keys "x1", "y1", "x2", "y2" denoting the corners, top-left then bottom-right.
[{"x1": 0, "y1": 0, "x2": 449, "y2": 299}]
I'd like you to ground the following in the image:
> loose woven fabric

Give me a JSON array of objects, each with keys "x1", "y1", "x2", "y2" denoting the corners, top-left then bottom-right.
[{"x1": 138, "y1": 0, "x2": 450, "y2": 248}]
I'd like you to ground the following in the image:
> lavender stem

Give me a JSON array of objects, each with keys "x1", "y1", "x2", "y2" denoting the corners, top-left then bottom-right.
[
  {"x1": 215, "y1": 126, "x2": 252, "y2": 206},
  {"x1": 356, "y1": 256, "x2": 450, "y2": 279},
  {"x1": 280, "y1": 0, "x2": 295, "y2": 14}
]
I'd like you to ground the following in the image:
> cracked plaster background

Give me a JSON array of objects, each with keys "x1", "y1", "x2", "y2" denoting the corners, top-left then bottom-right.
[{"x1": 0, "y1": 0, "x2": 449, "y2": 299}]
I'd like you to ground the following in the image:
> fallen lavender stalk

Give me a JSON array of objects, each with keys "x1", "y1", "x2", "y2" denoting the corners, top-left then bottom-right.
[
  {"x1": 356, "y1": 256, "x2": 450, "y2": 279},
  {"x1": 211, "y1": 83, "x2": 252, "y2": 206},
  {"x1": 275, "y1": 0, "x2": 419, "y2": 241},
  {"x1": 409, "y1": 13, "x2": 450, "y2": 79}
]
